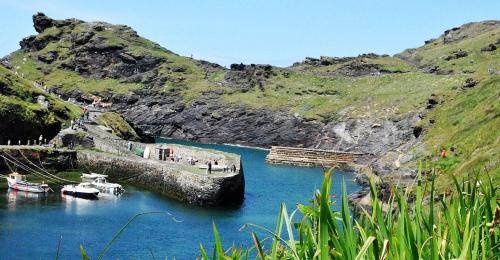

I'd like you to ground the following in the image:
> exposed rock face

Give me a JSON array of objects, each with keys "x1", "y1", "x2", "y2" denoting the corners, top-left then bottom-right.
[
  {"x1": 20, "y1": 15, "x2": 168, "y2": 87},
  {"x1": 225, "y1": 64, "x2": 274, "y2": 91},
  {"x1": 313, "y1": 113, "x2": 421, "y2": 161},
  {"x1": 292, "y1": 54, "x2": 395, "y2": 77},
  {"x1": 113, "y1": 94, "x2": 323, "y2": 148},
  {"x1": 33, "y1": 12, "x2": 55, "y2": 33}
]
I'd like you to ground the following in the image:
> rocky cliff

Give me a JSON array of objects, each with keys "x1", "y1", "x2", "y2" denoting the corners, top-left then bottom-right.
[{"x1": 2, "y1": 13, "x2": 499, "y2": 189}]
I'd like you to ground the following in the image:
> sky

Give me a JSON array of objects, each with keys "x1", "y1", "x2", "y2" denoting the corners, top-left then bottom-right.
[{"x1": 0, "y1": 0, "x2": 498, "y2": 67}]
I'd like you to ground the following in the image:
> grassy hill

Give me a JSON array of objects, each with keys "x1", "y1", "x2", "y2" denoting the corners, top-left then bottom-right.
[{"x1": 0, "y1": 65, "x2": 81, "y2": 144}]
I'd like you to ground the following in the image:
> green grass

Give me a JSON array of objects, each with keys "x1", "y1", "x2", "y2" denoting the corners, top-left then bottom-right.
[
  {"x1": 221, "y1": 71, "x2": 465, "y2": 120},
  {"x1": 95, "y1": 111, "x2": 139, "y2": 140},
  {"x1": 422, "y1": 76, "x2": 500, "y2": 191},
  {"x1": 200, "y1": 167, "x2": 499, "y2": 259},
  {"x1": 0, "y1": 65, "x2": 81, "y2": 127},
  {"x1": 401, "y1": 26, "x2": 499, "y2": 79}
]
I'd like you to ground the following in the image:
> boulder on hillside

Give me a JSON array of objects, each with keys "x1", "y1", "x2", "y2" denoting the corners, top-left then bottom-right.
[
  {"x1": 481, "y1": 43, "x2": 497, "y2": 52},
  {"x1": 444, "y1": 49, "x2": 468, "y2": 61},
  {"x1": 463, "y1": 78, "x2": 478, "y2": 88}
]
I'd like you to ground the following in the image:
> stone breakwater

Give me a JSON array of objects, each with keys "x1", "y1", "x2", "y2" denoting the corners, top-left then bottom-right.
[
  {"x1": 77, "y1": 150, "x2": 244, "y2": 207},
  {"x1": 266, "y1": 146, "x2": 363, "y2": 167}
]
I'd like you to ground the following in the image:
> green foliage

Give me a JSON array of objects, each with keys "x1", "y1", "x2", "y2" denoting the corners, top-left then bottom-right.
[
  {"x1": 0, "y1": 65, "x2": 81, "y2": 141},
  {"x1": 202, "y1": 167, "x2": 500, "y2": 259},
  {"x1": 95, "y1": 112, "x2": 139, "y2": 140}
]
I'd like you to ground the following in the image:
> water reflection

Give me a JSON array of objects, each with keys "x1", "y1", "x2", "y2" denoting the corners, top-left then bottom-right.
[
  {"x1": 6, "y1": 189, "x2": 47, "y2": 211},
  {"x1": 62, "y1": 193, "x2": 120, "y2": 215}
]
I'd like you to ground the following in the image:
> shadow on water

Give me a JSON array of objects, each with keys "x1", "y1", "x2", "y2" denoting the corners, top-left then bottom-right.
[{"x1": 0, "y1": 138, "x2": 361, "y2": 259}]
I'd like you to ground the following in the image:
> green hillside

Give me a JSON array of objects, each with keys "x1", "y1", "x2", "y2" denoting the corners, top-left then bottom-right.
[{"x1": 0, "y1": 65, "x2": 80, "y2": 143}]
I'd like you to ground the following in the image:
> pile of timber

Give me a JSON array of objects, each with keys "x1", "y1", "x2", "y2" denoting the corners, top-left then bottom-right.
[{"x1": 266, "y1": 146, "x2": 363, "y2": 167}]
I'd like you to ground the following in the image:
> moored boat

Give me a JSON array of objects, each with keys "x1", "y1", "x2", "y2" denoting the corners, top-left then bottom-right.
[
  {"x1": 61, "y1": 183, "x2": 99, "y2": 199},
  {"x1": 81, "y1": 173, "x2": 125, "y2": 195},
  {"x1": 6, "y1": 172, "x2": 51, "y2": 193}
]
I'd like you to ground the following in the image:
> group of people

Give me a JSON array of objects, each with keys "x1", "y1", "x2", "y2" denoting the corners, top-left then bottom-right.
[
  {"x1": 70, "y1": 118, "x2": 86, "y2": 130},
  {"x1": 205, "y1": 160, "x2": 237, "y2": 175}
]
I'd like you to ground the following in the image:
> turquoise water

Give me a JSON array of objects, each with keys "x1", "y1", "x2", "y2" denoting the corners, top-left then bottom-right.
[{"x1": 0, "y1": 139, "x2": 360, "y2": 259}]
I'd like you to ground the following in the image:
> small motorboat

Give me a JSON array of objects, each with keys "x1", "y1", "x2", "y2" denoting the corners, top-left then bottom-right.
[
  {"x1": 6, "y1": 172, "x2": 51, "y2": 193},
  {"x1": 61, "y1": 183, "x2": 99, "y2": 199},
  {"x1": 81, "y1": 173, "x2": 124, "y2": 195}
]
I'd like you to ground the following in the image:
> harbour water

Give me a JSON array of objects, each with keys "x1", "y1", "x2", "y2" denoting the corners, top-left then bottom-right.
[{"x1": 0, "y1": 139, "x2": 360, "y2": 259}]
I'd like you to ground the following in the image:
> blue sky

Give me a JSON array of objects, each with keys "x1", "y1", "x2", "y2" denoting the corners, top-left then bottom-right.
[{"x1": 0, "y1": 0, "x2": 498, "y2": 67}]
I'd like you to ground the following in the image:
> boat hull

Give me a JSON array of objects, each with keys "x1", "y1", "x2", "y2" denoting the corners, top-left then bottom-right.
[
  {"x1": 7, "y1": 179, "x2": 49, "y2": 193},
  {"x1": 62, "y1": 190, "x2": 99, "y2": 200}
]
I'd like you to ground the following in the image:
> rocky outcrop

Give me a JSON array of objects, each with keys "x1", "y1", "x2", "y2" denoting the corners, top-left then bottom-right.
[
  {"x1": 225, "y1": 64, "x2": 274, "y2": 91},
  {"x1": 444, "y1": 49, "x2": 468, "y2": 61},
  {"x1": 443, "y1": 20, "x2": 500, "y2": 44},
  {"x1": 481, "y1": 43, "x2": 497, "y2": 52},
  {"x1": 114, "y1": 94, "x2": 323, "y2": 148}
]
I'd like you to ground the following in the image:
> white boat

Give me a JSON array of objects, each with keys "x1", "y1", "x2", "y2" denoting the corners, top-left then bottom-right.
[
  {"x1": 61, "y1": 183, "x2": 99, "y2": 200},
  {"x1": 6, "y1": 172, "x2": 50, "y2": 193},
  {"x1": 81, "y1": 173, "x2": 124, "y2": 195},
  {"x1": 91, "y1": 177, "x2": 124, "y2": 195}
]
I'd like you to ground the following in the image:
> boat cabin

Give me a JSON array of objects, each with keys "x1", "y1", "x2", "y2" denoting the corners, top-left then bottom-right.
[
  {"x1": 8, "y1": 172, "x2": 26, "y2": 182},
  {"x1": 79, "y1": 183, "x2": 94, "y2": 189},
  {"x1": 94, "y1": 177, "x2": 107, "y2": 184}
]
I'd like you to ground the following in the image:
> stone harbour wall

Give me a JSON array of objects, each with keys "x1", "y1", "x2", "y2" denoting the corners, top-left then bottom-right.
[{"x1": 77, "y1": 150, "x2": 244, "y2": 207}]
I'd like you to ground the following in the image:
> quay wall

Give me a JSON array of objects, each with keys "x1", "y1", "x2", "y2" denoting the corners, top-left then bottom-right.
[
  {"x1": 266, "y1": 146, "x2": 363, "y2": 167},
  {"x1": 77, "y1": 150, "x2": 245, "y2": 207}
]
